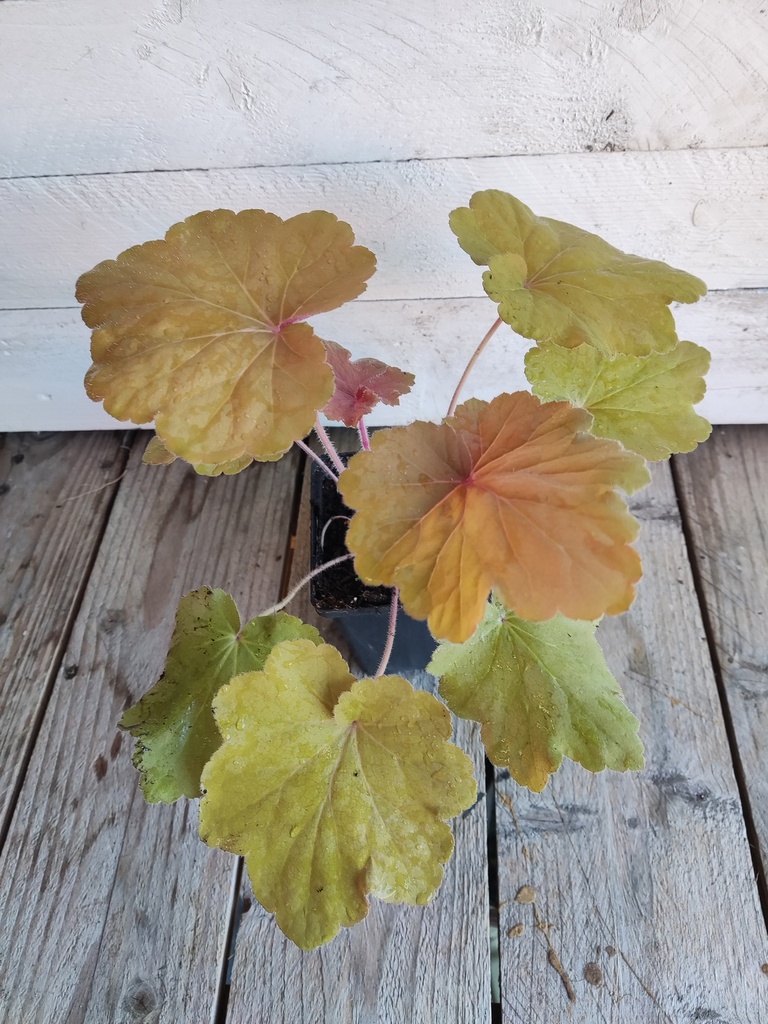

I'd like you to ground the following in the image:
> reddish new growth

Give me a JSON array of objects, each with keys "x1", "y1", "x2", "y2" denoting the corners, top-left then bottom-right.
[{"x1": 322, "y1": 340, "x2": 414, "y2": 427}]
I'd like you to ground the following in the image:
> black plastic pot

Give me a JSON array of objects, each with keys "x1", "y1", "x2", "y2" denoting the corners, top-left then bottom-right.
[{"x1": 309, "y1": 458, "x2": 436, "y2": 676}]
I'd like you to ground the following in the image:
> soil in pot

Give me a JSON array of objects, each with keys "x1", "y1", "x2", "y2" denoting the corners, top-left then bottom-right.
[{"x1": 309, "y1": 458, "x2": 437, "y2": 676}]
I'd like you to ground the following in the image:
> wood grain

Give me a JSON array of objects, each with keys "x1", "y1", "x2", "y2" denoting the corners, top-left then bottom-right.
[
  {"x1": 673, "y1": 425, "x2": 768, "y2": 875},
  {"x1": 0, "y1": 436, "x2": 302, "y2": 1024},
  {"x1": 0, "y1": 431, "x2": 129, "y2": 836},
  {"x1": 223, "y1": 448, "x2": 493, "y2": 1023},
  {"x1": 495, "y1": 462, "x2": 768, "y2": 1023},
  {"x1": 3, "y1": 287, "x2": 767, "y2": 433},
  {"x1": 2, "y1": 148, "x2": 767, "y2": 312},
  {"x1": 1, "y1": 0, "x2": 766, "y2": 177}
]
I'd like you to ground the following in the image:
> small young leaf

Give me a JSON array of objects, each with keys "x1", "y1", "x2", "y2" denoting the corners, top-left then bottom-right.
[
  {"x1": 340, "y1": 392, "x2": 649, "y2": 643},
  {"x1": 119, "y1": 587, "x2": 322, "y2": 803},
  {"x1": 322, "y1": 340, "x2": 415, "y2": 426},
  {"x1": 525, "y1": 341, "x2": 712, "y2": 460},
  {"x1": 428, "y1": 598, "x2": 644, "y2": 791},
  {"x1": 77, "y1": 209, "x2": 376, "y2": 465},
  {"x1": 449, "y1": 190, "x2": 706, "y2": 356},
  {"x1": 199, "y1": 640, "x2": 476, "y2": 950}
]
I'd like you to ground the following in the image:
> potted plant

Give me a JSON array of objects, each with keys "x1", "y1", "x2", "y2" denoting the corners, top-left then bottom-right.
[{"x1": 75, "y1": 189, "x2": 711, "y2": 951}]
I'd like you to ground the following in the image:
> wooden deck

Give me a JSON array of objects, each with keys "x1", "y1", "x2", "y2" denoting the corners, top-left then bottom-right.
[{"x1": 0, "y1": 426, "x2": 766, "y2": 1024}]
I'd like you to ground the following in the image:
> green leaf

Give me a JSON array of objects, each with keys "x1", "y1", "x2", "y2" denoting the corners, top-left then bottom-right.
[
  {"x1": 525, "y1": 341, "x2": 712, "y2": 460},
  {"x1": 199, "y1": 640, "x2": 477, "y2": 949},
  {"x1": 428, "y1": 598, "x2": 643, "y2": 791},
  {"x1": 119, "y1": 587, "x2": 322, "y2": 802},
  {"x1": 449, "y1": 190, "x2": 706, "y2": 355}
]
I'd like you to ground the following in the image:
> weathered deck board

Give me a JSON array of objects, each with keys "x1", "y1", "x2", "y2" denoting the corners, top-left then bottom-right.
[
  {"x1": 495, "y1": 462, "x2": 768, "y2": 1023},
  {"x1": 0, "y1": 431, "x2": 129, "y2": 837},
  {"x1": 1, "y1": 426, "x2": 766, "y2": 1023},
  {"x1": 224, "y1": 450, "x2": 493, "y2": 1024},
  {"x1": 673, "y1": 425, "x2": 768, "y2": 880},
  {"x1": 0, "y1": 436, "x2": 302, "y2": 1024}
]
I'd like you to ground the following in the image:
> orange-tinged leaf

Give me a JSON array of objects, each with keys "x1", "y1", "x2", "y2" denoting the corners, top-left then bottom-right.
[
  {"x1": 322, "y1": 340, "x2": 414, "y2": 426},
  {"x1": 449, "y1": 190, "x2": 706, "y2": 356},
  {"x1": 340, "y1": 392, "x2": 650, "y2": 643},
  {"x1": 199, "y1": 640, "x2": 476, "y2": 949},
  {"x1": 77, "y1": 209, "x2": 376, "y2": 464}
]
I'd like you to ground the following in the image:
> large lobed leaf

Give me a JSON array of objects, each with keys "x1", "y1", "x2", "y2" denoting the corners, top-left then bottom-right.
[
  {"x1": 322, "y1": 340, "x2": 414, "y2": 427},
  {"x1": 525, "y1": 340, "x2": 712, "y2": 460},
  {"x1": 450, "y1": 190, "x2": 705, "y2": 356},
  {"x1": 340, "y1": 391, "x2": 650, "y2": 643},
  {"x1": 199, "y1": 640, "x2": 476, "y2": 949},
  {"x1": 119, "y1": 587, "x2": 321, "y2": 802},
  {"x1": 77, "y1": 209, "x2": 375, "y2": 465},
  {"x1": 428, "y1": 598, "x2": 643, "y2": 791}
]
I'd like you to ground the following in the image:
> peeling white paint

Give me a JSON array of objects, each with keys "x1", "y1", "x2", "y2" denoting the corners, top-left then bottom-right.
[
  {"x1": 1, "y1": 149, "x2": 766, "y2": 310},
  {"x1": 2, "y1": 292, "x2": 766, "y2": 431},
  {"x1": 1, "y1": 0, "x2": 767, "y2": 177},
  {"x1": 1, "y1": 0, "x2": 766, "y2": 430}
]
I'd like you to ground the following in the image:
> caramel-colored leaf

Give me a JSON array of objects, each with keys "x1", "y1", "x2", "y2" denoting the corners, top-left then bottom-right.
[
  {"x1": 525, "y1": 341, "x2": 712, "y2": 460},
  {"x1": 340, "y1": 392, "x2": 649, "y2": 643},
  {"x1": 450, "y1": 190, "x2": 705, "y2": 355},
  {"x1": 78, "y1": 209, "x2": 376, "y2": 463},
  {"x1": 322, "y1": 340, "x2": 414, "y2": 426},
  {"x1": 119, "y1": 587, "x2": 322, "y2": 802},
  {"x1": 428, "y1": 598, "x2": 643, "y2": 791},
  {"x1": 199, "y1": 640, "x2": 476, "y2": 949}
]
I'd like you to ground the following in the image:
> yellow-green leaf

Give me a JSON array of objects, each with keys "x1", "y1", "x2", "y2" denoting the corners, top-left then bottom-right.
[
  {"x1": 428, "y1": 598, "x2": 644, "y2": 791},
  {"x1": 78, "y1": 209, "x2": 376, "y2": 464},
  {"x1": 525, "y1": 341, "x2": 712, "y2": 460},
  {"x1": 119, "y1": 587, "x2": 322, "y2": 802},
  {"x1": 449, "y1": 190, "x2": 705, "y2": 355},
  {"x1": 193, "y1": 453, "x2": 254, "y2": 477},
  {"x1": 143, "y1": 434, "x2": 178, "y2": 465},
  {"x1": 340, "y1": 392, "x2": 649, "y2": 644},
  {"x1": 142, "y1": 433, "x2": 253, "y2": 476},
  {"x1": 199, "y1": 640, "x2": 476, "y2": 949}
]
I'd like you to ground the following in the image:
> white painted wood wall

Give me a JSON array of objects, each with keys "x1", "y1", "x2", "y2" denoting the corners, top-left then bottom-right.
[{"x1": 1, "y1": 0, "x2": 766, "y2": 430}]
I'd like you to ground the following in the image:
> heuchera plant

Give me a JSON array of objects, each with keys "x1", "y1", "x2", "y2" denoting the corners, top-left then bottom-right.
[{"x1": 76, "y1": 190, "x2": 711, "y2": 950}]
